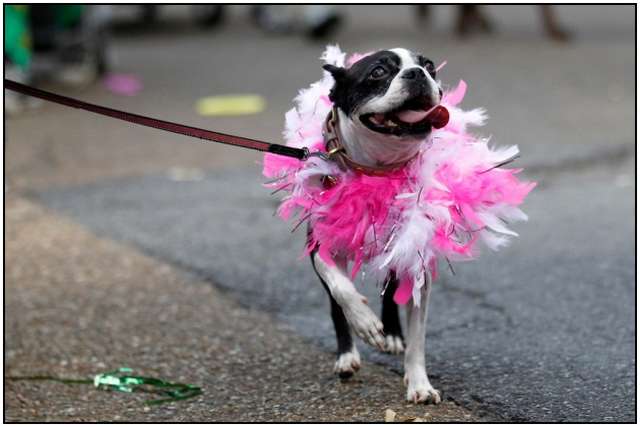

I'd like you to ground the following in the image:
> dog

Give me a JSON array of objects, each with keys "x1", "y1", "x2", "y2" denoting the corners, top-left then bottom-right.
[
  {"x1": 264, "y1": 46, "x2": 532, "y2": 404},
  {"x1": 310, "y1": 48, "x2": 443, "y2": 404}
]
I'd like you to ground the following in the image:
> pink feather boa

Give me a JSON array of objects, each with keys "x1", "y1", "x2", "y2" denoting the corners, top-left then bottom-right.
[{"x1": 263, "y1": 46, "x2": 535, "y2": 306}]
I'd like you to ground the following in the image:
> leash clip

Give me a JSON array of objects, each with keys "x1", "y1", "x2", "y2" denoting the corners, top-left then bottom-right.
[{"x1": 304, "y1": 150, "x2": 331, "y2": 161}]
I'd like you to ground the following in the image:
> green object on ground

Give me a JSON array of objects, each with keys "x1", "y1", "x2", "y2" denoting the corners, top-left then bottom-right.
[
  {"x1": 8, "y1": 367, "x2": 203, "y2": 406},
  {"x1": 93, "y1": 367, "x2": 202, "y2": 405}
]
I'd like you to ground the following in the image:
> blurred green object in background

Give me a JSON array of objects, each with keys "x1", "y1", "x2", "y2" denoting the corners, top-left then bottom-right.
[
  {"x1": 4, "y1": 5, "x2": 32, "y2": 70},
  {"x1": 54, "y1": 4, "x2": 84, "y2": 28},
  {"x1": 4, "y1": 4, "x2": 85, "y2": 70}
]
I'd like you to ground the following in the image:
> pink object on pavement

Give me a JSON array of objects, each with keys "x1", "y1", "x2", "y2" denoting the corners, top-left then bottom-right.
[{"x1": 103, "y1": 74, "x2": 143, "y2": 96}]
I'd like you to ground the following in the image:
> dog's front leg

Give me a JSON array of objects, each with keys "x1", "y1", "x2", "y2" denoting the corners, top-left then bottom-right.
[
  {"x1": 312, "y1": 252, "x2": 386, "y2": 350},
  {"x1": 404, "y1": 280, "x2": 441, "y2": 404}
]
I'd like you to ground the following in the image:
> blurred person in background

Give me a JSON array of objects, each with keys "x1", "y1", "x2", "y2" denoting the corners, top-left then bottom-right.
[
  {"x1": 251, "y1": 5, "x2": 342, "y2": 39},
  {"x1": 138, "y1": 4, "x2": 225, "y2": 28},
  {"x1": 249, "y1": 5, "x2": 568, "y2": 41},
  {"x1": 417, "y1": 4, "x2": 570, "y2": 40}
]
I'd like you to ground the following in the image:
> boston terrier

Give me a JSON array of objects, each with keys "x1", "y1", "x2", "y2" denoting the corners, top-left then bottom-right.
[{"x1": 310, "y1": 48, "x2": 444, "y2": 404}]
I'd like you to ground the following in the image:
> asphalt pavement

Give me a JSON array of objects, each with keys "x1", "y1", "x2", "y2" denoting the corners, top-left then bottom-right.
[
  {"x1": 36, "y1": 156, "x2": 635, "y2": 422},
  {"x1": 5, "y1": 5, "x2": 636, "y2": 422}
]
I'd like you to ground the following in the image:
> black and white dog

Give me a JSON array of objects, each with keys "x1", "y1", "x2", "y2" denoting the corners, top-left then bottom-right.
[{"x1": 310, "y1": 48, "x2": 443, "y2": 404}]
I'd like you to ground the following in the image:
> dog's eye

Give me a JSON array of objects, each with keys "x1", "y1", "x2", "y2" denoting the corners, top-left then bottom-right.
[
  {"x1": 424, "y1": 61, "x2": 436, "y2": 77},
  {"x1": 369, "y1": 66, "x2": 388, "y2": 79}
]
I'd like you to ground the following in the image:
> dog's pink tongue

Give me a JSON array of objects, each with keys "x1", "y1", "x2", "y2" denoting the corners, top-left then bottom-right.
[
  {"x1": 396, "y1": 109, "x2": 429, "y2": 124},
  {"x1": 395, "y1": 106, "x2": 450, "y2": 129}
]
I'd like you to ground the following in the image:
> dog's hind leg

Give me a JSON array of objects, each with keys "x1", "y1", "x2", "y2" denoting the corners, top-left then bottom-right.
[
  {"x1": 381, "y1": 271, "x2": 405, "y2": 354},
  {"x1": 404, "y1": 280, "x2": 441, "y2": 404}
]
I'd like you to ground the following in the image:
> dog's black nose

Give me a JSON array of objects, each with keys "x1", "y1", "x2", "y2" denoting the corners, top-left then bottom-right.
[{"x1": 401, "y1": 67, "x2": 424, "y2": 80}]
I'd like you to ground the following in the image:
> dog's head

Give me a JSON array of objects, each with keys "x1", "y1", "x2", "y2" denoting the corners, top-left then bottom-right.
[{"x1": 324, "y1": 48, "x2": 444, "y2": 140}]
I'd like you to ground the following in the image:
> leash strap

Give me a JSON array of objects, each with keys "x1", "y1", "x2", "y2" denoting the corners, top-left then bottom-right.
[{"x1": 4, "y1": 79, "x2": 309, "y2": 161}]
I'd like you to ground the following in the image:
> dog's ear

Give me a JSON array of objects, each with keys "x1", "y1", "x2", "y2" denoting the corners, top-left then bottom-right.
[
  {"x1": 323, "y1": 64, "x2": 347, "y2": 82},
  {"x1": 323, "y1": 65, "x2": 347, "y2": 103}
]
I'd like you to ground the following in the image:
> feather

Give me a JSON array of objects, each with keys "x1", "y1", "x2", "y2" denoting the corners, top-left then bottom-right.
[{"x1": 320, "y1": 45, "x2": 346, "y2": 67}]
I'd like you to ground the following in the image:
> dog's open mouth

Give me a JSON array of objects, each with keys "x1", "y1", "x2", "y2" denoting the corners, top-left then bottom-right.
[{"x1": 360, "y1": 97, "x2": 449, "y2": 137}]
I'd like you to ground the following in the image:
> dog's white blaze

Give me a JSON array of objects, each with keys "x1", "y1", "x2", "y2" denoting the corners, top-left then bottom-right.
[
  {"x1": 391, "y1": 48, "x2": 441, "y2": 107},
  {"x1": 392, "y1": 47, "x2": 441, "y2": 101},
  {"x1": 360, "y1": 75, "x2": 409, "y2": 114}
]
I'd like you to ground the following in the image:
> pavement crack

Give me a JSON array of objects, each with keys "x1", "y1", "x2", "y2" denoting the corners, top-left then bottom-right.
[
  {"x1": 439, "y1": 280, "x2": 514, "y2": 326},
  {"x1": 525, "y1": 142, "x2": 633, "y2": 177}
]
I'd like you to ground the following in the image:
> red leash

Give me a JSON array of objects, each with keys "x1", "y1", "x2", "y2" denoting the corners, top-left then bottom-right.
[{"x1": 4, "y1": 79, "x2": 310, "y2": 161}]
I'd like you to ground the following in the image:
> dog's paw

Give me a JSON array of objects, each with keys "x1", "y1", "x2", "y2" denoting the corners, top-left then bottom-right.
[
  {"x1": 383, "y1": 335, "x2": 404, "y2": 355},
  {"x1": 334, "y1": 348, "x2": 361, "y2": 379},
  {"x1": 404, "y1": 373, "x2": 441, "y2": 404},
  {"x1": 341, "y1": 293, "x2": 386, "y2": 351}
]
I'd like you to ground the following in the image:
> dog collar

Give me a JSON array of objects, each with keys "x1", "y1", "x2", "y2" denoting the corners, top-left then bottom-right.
[{"x1": 323, "y1": 107, "x2": 418, "y2": 176}]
